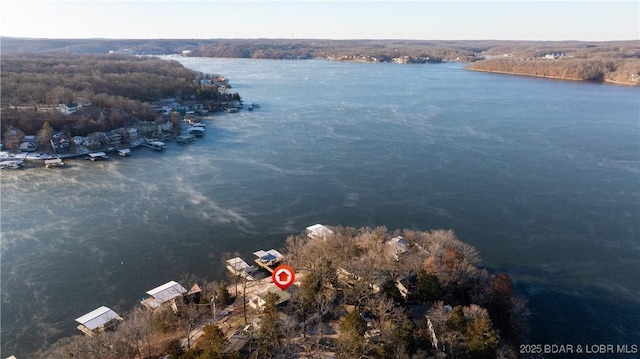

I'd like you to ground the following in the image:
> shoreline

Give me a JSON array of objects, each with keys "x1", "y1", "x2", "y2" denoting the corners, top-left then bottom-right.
[{"x1": 464, "y1": 67, "x2": 639, "y2": 86}]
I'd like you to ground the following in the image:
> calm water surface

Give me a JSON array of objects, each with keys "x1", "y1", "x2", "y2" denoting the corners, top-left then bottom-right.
[{"x1": 1, "y1": 58, "x2": 638, "y2": 357}]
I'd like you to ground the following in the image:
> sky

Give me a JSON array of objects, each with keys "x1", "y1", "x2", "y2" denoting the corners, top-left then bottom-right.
[{"x1": 1, "y1": 1, "x2": 638, "y2": 41}]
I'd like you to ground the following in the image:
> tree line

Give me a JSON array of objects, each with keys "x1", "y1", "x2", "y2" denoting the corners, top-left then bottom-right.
[
  {"x1": 1, "y1": 53, "x2": 239, "y2": 146},
  {"x1": 466, "y1": 42, "x2": 640, "y2": 84}
]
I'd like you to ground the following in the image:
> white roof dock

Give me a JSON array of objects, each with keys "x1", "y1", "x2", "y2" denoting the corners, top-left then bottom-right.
[
  {"x1": 117, "y1": 148, "x2": 131, "y2": 156},
  {"x1": 75, "y1": 306, "x2": 122, "y2": 335},
  {"x1": 253, "y1": 249, "x2": 284, "y2": 273},
  {"x1": 253, "y1": 249, "x2": 284, "y2": 264},
  {"x1": 306, "y1": 224, "x2": 334, "y2": 239},
  {"x1": 142, "y1": 280, "x2": 187, "y2": 309}
]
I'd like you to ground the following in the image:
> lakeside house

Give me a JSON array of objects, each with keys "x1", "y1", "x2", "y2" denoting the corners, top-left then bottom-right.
[
  {"x1": 387, "y1": 235, "x2": 408, "y2": 260},
  {"x1": 58, "y1": 102, "x2": 78, "y2": 115},
  {"x1": 248, "y1": 285, "x2": 291, "y2": 309},
  {"x1": 141, "y1": 280, "x2": 187, "y2": 312},
  {"x1": 75, "y1": 306, "x2": 123, "y2": 337},
  {"x1": 306, "y1": 223, "x2": 334, "y2": 240}
]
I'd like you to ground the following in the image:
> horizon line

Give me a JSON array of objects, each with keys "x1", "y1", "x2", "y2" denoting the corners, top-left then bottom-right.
[{"x1": 2, "y1": 36, "x2": 639, "y2": 43}]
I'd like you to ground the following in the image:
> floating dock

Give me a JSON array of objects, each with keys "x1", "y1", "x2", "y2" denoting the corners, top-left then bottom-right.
[{"x1": 141, "y1": 141, "x2": 167, "y2": 151}]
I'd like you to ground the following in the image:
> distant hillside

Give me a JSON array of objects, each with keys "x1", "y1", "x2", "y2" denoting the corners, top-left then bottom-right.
[
  {"x1": 3, "y1": 37, "x2": 638, "y2": 84},
  {"x1": 466, "y1": 41, "x2": 640, "y2": 85}
]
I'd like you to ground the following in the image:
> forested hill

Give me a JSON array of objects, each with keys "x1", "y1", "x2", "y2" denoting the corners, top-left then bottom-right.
[
  {"x1": 3, "y1": 37, "x2": 638, "y2": 84},
  {"x1": 466, "y1": 42, "x2": 640, "y2": 85}
]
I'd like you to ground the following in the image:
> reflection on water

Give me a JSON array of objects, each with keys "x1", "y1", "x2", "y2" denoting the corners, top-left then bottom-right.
[{"x1": 1, "y1": 59, "x2": 639, "y2": 357}]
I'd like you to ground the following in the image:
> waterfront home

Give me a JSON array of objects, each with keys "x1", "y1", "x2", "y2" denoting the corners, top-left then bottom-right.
[
  {"x1": 75, "y1": 306, "x2": 123, "y2": 337},
  {"x1": 306, "y1": 224, "x2": 334, "y2": 240},
  {"x1": 18, "y1": 142, "x2": 37, "y2": 152},
  {"x1": 248, "y1": 285, "x2": 291, "y2": 309},
  {"x1": 141, "y1": 280, "x2": 187, "y2": 311},
  {"x1": 387, "y1": 236, "x2": 408, "y2": 260},
  {"x1": 106, "y1": 132, "x2": 122, "y2": 146},
  {"x1": 58, "y1": 102, "x2": 78, "y2": 115},
  {"x1": 226, "y1": 257, "x2": 257, "y2": 280}
]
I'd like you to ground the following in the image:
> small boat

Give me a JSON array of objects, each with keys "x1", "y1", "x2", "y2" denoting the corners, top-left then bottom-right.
[
  {"x1": 117, "y1": 148, "x2": 132, "y2": 157},
  {"x1": 85, "y1": 152, "x2": 109, "y2": 161},
  {"x1": 0, "y1": 160, "x2": 24, "y2": 169},
  {"x1": 44, "y1": 158, "x2": 65, "y2": 168}
]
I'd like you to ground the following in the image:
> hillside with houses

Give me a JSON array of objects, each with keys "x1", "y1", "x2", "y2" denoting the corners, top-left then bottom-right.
[
  {"x1": 0, "y1": 53, "x2": 243, "y2": 162},
  {"x1": 41, "y1": 226, "x2": 526, "y2": 359}
]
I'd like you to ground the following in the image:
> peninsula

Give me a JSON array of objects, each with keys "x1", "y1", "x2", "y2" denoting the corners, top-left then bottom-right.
[
  {"x1": 0, "y1": 53, "x2": 245, "y2": 166},
  {"x1": 42, "y1": 226, "x2": 526, "y2": 359}
]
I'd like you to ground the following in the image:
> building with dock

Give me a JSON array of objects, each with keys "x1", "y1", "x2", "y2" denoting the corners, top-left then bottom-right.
[
  {"x1": 306, "y1": 224, "x2": 334, "y2": 240},
  {"x1": 85, "y1": 152, "x2": 109, "y2": 161},
  {"x1": 141, "y1": 141, "x2": 168, "y2": 151},
  {"x1": 141, "y1": 280, "x2": 187, "y2": 312},
  {"x1": 253, "y1": 249, "x2": 284, "y2": 273},
  {"x1": 227, "y1": 257, "x2": 258, "y2": 280},
  {"x1": 75, "y1": 306, "x2": 123, "y2": 337},
  {"x1": 44, "y1": 158, "x2": 64, "y2": 168}
]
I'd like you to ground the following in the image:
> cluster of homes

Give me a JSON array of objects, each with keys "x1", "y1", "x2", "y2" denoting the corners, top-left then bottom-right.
[{"x1": 71, "y1": 223, "x2": 424, "y2": 353}]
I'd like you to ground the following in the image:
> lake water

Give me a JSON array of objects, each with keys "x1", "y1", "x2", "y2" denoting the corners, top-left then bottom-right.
[{"x1": 1, "y1": 58, "x2": 638, "y2": 357}]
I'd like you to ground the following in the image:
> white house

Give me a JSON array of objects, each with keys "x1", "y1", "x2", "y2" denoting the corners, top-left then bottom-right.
[
  {"x1": 248, "y1": 285, "x2": 291, "y2": 309},
  {"x1": 58, "y1": 102, "x2": 78, "y2": 115},
  {"x1": 75, "y1": 306, "x2": 123, "y2": 336},
  {"x1": 306, "y1": 224, "x2": 334, "y2": 240}
]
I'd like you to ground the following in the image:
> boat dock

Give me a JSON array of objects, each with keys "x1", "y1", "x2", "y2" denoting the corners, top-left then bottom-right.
[
  {"x1": 141, "y1": 141, "x2": 167, "y2": 151},
  {"x1": 253, "y1": 249, "x2": 284, "y2": 273},
  {"x1": 44, "y1": 158, "x2": 65, "y2": 168},
  {"x1": 85, "y1": 152, "x2": 109, "y2": 161},
  {"x1": 117, "y1": 148, "x2": 132, "y2": 157}
]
